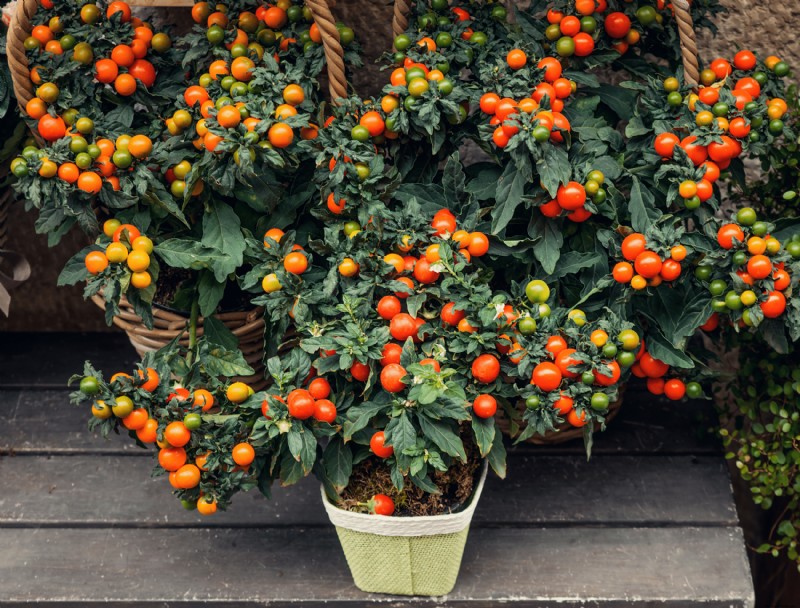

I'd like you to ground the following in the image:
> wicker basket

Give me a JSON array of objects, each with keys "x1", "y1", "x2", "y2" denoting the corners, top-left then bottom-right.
[
  {"x1": 496, "y1": 387, "x2": 625, "y2": 445},
  {"x1": 321, "y1": 462, "x2": 488, "y2": 596},
  {"x1": 7, "y1": 0, "x2": 347, "y2": 370},
  {"x1": 91, "y1": 294, "x2": 268, "y2": 388}
]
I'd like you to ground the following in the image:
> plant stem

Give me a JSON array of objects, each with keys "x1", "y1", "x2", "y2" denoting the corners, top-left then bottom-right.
[{"x1": 187, "y1": 298, "x2": 200, "y2": 365}]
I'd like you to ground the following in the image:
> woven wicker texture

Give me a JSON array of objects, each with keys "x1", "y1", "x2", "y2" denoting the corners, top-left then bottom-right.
[
  {"x1": 334, "y1": 526, "x2": 469, "y2": 596},
  {"x1": 90, "y1": 294, "x2": 267, "y2": 389},
  {"x1": 7, "y1": 0, "x2": 347, "y2": 109},
  {"x1": 323, "y1": 462, "x2": 487, "y2": 596},
  {"x1": 497, "y1": 388, "x2": 625, "y2": 445}
]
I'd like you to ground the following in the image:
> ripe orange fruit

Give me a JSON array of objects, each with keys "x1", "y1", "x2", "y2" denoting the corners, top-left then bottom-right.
[
  {"x1": 164, "y1": 421, "x2": 191, "y2": 448},
  {"x1": 84, "y1": 251, "x2": 109, "y2": 275},
  {"x1": 263, "y1": 6, "x2": 287, "y2": 28},
  {"x1": 232, "y1": 443, "x2": 256, "y2": 467},
  {"x1": 268, "y1": 122, "x2": 294, "y2": 148},
  {"x1": 127, "y1": 134, "x2": 152, "y2": 159},
  {"x1": 283, "y1": 84, "x2": 306, "y2": 106},
  {"x1": 506, "y1": 49, "x2": 527, "y2": 69},
  {"x1": 216, "y1": 105, "x2": 241, "y2": 129},
  {"x1": 107, "y1": 1, "x2": 132, "y2": 22},
  {"x1": 25, "y1": 97, "x2": 47, "y2": 119},
  {"x1": 231, "y1": 56, "x2": 255, "y2": 82},
  {"x1": 114, "y1": 73, "x2": 137, "y2": 96},
  {"x1": 57, "y1": 162, "x2": 80, "y2": 184},
  {"x1": 111, "y1": 44, "x2": 135, "y2": 67},
  {"x1": 77, "y1": 171, "x2": 102, "y2": 194},
  {"x1": 283, "y1": 251, "x2": 308, "y2": 274}
]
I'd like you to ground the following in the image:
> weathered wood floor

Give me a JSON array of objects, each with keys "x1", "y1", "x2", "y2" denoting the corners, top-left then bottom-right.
[{"x1": 0, "y1": 332, "x2": 755, "y2": 606}]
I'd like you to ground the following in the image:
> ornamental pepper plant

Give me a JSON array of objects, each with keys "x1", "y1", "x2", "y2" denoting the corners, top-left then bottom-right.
[
  {"x1": 53, "y1": 0, "x2": 800, "y2": 521},
  {"x1": 13, "y1": 0, "x2": 360, "y2": 327}
]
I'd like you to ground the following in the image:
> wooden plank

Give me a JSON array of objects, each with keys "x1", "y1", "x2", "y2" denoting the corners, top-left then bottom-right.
[
  {"x1": 0, "y1": 453, "x2": 738, "y2": 526},
  {"x1": 0, "y1": 333, "x2": 138, "y2": 389},
  {"x1": 0, "y1": 389, "x2": 719, "y2": 455},
  {"x1": 0, "y1": 527, "x2": 754, "y2": 606},
  {"x1": 0, "y1": 390, "x2": 136, "y2": 454}
]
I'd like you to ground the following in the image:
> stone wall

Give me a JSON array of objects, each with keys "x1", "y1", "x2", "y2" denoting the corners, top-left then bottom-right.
[{"x1": 1, "y1": 0, "x2": 798, "y2": 331}]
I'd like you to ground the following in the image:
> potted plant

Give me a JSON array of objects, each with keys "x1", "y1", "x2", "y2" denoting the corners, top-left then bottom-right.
[
  {"x1": 8, "y1": 0, "x2": 359, "y2": 380},
  {"x1": 46, "y1": 0, "x2": 800, "y2": 600}
]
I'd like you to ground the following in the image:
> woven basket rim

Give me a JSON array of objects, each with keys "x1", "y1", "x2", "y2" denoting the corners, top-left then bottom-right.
[{"x1": 321, "y1": 460, "x2": 487, "y2": 537}]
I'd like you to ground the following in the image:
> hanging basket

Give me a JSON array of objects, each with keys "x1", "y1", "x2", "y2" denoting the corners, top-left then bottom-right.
[
  {"x1": 321, "y1": 461, "x2": 487, "y2": 597},
  {"x1": 90, "y1": 294, "x2": 267, "y2": 388},
  {"x1": 8, "y1": 0, "x2": 348, "y2": 372}
]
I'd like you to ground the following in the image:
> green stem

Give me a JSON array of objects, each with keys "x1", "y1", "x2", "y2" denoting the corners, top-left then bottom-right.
[{"x1": 187, "y1": 298, "x2": 200, "y2": 365}]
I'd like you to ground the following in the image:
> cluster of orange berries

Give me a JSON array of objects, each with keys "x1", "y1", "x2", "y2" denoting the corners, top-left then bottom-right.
[
  {"x1": 83, "y1": 366, "x2": 255, "y2": 514},
  {"x1": 17, "y1": 133, "x2": 153, "y2": 196},
  {"x1": 157, "y1": 384, "x2": 252, "y2": 516},
  {"x1": 539, "y1": 173, "x2": 606, "y2": 223},
  {"x1": 654, "y1": 50, "x2": 790, "y2": 209},
  {"x1": 168, "y1": 1, "x2": 331, "y2": 155},
  {"x1": 93, "y1": 32, "x2": 162, "y2": 97},
  {"x1": 705, "y1": 209, "x2": 792, "y2": 322},
  {"x1": 180, "y1": 78, "x2": 310, "y2": 155},
  {"x1": 631, "y1": 353, "x2": 701, "y2": 401},
  {"x1": 258, "y1": 226, "x2": 308, "y2": 292},
  {"x1": 159, "y1": 382, "x2": 252, "y2": 514},
  {"x1": 612, "y1": 232, "x2": 687, "y2": 290},
  {"x1": 387, "y1": 58, "x2": 457, "y2": 106},
  {"x1": 267, "y1": 379, "x2": 338, "y2": 423},
  {"x1": 83, "y1": 221, "x2": 154, "y2": 289},
  {"x1": 522, "y1": 320, "x2": 640, "y2": 427},
  {"x1": 543, "y1": 3, "x2": 603, "y2": 58},
  {"x1": 479, "y1": 53, "x2": 574, "y2": 149},
  {"x1": 24, "y1": 1, "x2": 170, "y2": 140}
]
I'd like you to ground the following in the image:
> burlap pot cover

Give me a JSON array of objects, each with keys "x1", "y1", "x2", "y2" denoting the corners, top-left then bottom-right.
[{"x1": 321, "y1": 461, "x2": 488, "y2": 596}]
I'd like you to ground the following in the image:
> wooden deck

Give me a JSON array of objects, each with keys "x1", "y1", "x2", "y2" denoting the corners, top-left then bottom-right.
[{"x1": 0, "y1": 332, "x2": 755, "y2": 607}]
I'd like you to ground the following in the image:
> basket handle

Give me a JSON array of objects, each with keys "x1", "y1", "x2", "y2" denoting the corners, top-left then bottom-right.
[
  {"x1": 671, "y1": 0, "x2": 700, "y2": 88},
  {"x1": 6, "y1": 0, "x2": 348, "y2": 110},
  {"x1": 305, "y1": 0, "x2": 347, "y2": 102},
  {"x1": 7, "y1": 0, "x2": 39, "y2": 109}
]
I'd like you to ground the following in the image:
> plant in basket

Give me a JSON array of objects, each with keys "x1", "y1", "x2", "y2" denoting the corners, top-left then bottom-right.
[
  {"x1": 10, "y1": 0, "x2": 182, "y2": 241},
  {"x1": 10, "y1": 0, "x2": 361, "y2": 386},
  {"x1": 518, "y1": 0, "x2": 725, "y2": 73}
]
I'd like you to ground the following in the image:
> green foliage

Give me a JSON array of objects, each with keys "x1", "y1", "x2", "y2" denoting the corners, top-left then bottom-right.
[{"x1": 719, "y1": 338, "x2": 800, "y2": 569}]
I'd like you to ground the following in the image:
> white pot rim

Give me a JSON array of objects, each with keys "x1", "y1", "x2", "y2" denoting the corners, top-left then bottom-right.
[{"x1": 321, "y1": 460, "x2": 488, "y2": 537}]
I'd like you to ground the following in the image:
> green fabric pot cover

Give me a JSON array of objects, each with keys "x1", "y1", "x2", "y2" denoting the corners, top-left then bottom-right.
[{"x1": 321, "y1": 461, "x2": 488, "y2": 596}]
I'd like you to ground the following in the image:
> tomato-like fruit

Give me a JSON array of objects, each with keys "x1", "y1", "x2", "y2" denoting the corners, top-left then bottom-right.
[
  {"x1": 370, "y1": 431, "x2": 394, "y2": 458},
  {"x1": 472, "y1": 394, "x2": 497, "y2": 418},
  {"x1": 531, "y1": 361, "x2": 562, "y2": 391},
  {"x1": 472, "y1": 354, "x2": 500, "y2": 383}
]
